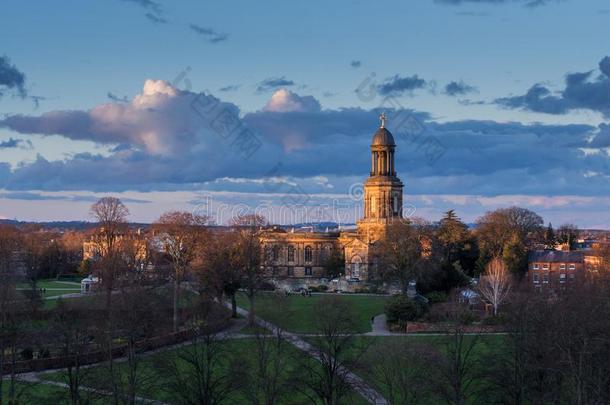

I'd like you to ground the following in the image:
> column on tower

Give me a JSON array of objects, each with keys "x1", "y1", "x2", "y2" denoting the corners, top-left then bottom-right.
[{"x1": 371, "y1": 152, "x2": 375, "y2": 175}]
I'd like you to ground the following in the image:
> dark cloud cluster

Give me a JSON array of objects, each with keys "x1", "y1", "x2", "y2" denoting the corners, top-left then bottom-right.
[
  {"x1": 0, "y1": 81, "x2": 608, "y2": 199},
  {"x1": 495, "y1": 56, "x2": 610, "y2": 117},
  {"x1": 219, "y1": 84, "x2": 240, "y2": 92},
  {"x1": 0, "y1": 138, "x2": 32, "y2": 150},
  {"x1": 189, "y1": 24, "x2": 228, "y2": 43},
  {"x1": 0, "y1": 55, "x2": 26, "y2": 98},
  {"x1": 444, "y1": 80, "x2": 477, "y2": 96},
  {"x1": 377, "y1": 74, "x2": 427, "y2": 96},
  {"x1": 256, "y1": 77, "x2": 296, "y2": 93},
  {"x1": 144, "y1": 12, "x2": 167, "y2": 24}
]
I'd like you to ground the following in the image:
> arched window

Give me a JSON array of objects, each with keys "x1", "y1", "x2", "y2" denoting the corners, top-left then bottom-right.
[
  {"x1": 304, "y1": 246, "x2": 313, "y2": 263},
  {"x1": 350, "y1": 255, "x2": 362, "y2": 278},
  {"x1": 288, "y1": 245, "x2": 295, "y2": 262},
  {"x1": 272, "y1": 245, "x2": 280, "y2": 261}
]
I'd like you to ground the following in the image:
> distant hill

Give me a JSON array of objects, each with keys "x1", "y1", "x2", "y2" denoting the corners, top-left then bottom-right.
[{"x1": 0, "y1": 220, "x2": 149, "y2": 231}]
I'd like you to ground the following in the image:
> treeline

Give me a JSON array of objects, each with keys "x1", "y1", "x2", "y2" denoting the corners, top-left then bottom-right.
[{"x1": 375, "y1": 207, "x2": 582, "y2": 295}]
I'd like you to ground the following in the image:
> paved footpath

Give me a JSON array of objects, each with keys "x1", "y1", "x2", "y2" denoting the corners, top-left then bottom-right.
[
  {"x1": 227, "y1": 303, "x2": 390, "y2": 405},
  {"x1": 366, "y1": 314, "x2": 391, "y2": 336}
]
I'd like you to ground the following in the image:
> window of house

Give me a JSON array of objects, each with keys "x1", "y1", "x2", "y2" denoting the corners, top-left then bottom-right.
[
  {"x1": 569, "y1": 264, "x2": 576, "y2": 270},
  {"x1": 304, "y1": 246, "x2": 312, "y2": 263},
  {"x1": 543, "y1": 264, "x2": 549, "y2": 270},
  {"x1": 569, "y1": 273, "x2": 575, "y2": 281},
  {"x1": 272, "y1": 267, "x2": 278, "y2": 276},
  {"x1": 543, "y1": 274, "x2": 549, "y2": 283},
  {"x1": 560, "y1": 273, "x2": 566, "y2": 283},
  {"x1": 273, "y1": 245, "x2": 280, "y2": 261},
  {"x1": 287, "y1": 267, "x2": 294, "y2": 276},
  {"x1": 288, "y1": 246, "x2": 295, "y2": 262},
  {"x1": 533, "y1": 273, "x2": 540, "y2": 284},
  {"x1": 305, "y1": 267, "x2": 312, "y2": 276},
  {"x1": 560, "y1": 263, "x2": 566, "y2": 270},
  {"x1": 533, "y1": 264, "x2": 539, "y2": 270}
]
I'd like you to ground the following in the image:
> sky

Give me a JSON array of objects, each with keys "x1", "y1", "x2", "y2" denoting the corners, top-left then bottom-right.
[{"x1": 1, "y1": 0, "x2": 610, "y2": 227}]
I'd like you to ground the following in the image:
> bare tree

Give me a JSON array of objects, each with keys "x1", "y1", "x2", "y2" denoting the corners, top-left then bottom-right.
[
  {"x1": 230, "y1": 214, "x2": 266, "y2": 325},
  {"x1": 111, "y1": 265, "x2": 162, "y2": 405},
  {"x1": 0, "y1": 225, "x2": 22, "y2": 405},
  {"x1": 242, "y1": 293, "x2": 291, "y2": 405},
  {"x1": 155, "y1": 211, "x2": 211, "y2": 332},
  {"x1": 89, "y1": 196, "x2": 130, "y2": 312},
  {"x1": 296, "y1": 296, "x2": 368, "y2": 405},
  {"x1": 376, "y1": 220, "x2": 431, "y2": 293},
  {"x1": 89, "y1": 197, "x2": 132, "y2": 404},
  {"x1": 157, "y1": 299, "x2": 242, "y2": 405},
  {"x1": 51, "y1": 298, "x2": 98, "y2": 405},
  {"x1": 366, "y1": 338, "x2": 440, "y2": 405},
  {"x1": 199, "y1": 230, "x2": 242, "y2": 318},
  {"x1": 434, "y1": 303, "x2": 482, "y2": 405},
  {"x1": 477, "y1": 258, "x2": 512, "y2": 316}
]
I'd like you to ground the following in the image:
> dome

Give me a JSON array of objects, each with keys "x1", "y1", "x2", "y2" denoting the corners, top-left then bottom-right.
[{"x1": 371, "y1": 127, "x2": 395, "y2": 146}]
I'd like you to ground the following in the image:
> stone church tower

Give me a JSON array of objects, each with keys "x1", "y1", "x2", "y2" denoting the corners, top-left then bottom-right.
[
  {"x1": 357, "y1": 113, "x2": 404, "y2": 242},
  {"x1": 260, "y1": 113, "x2": 405, "y2": 284}
]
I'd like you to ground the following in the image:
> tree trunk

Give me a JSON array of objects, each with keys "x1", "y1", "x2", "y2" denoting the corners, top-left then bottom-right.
[
  {"x1": 248, "y1": 292, "x2": 255, "y2": 326},
  {"x1": 9, "y1": 336, "x2": 16, "y2": 405},
  {"x1": 0, "y1": 333, "x2": 4, "y2": 405},
  {"x1": 231, "y1": 293, "x2": 237, "y2": 318},
  {"x1": 173, "y1": 278, "x2": 180, "y2": 332}
]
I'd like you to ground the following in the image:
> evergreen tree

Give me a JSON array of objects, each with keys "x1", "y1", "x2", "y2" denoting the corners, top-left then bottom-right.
[
  {"x1": 437, "y1": 210, "x2": 478, "y2": 277},
  {"x1": 503, "y1": 233, "x2": 528, "y2": 278},
  {"x1": 544, "y1": 223, "x2": 556, "y2": 249}
]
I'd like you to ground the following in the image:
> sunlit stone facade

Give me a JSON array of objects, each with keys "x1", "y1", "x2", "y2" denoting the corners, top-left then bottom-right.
[{"x1": 261, "y1": 115, "x2": 404, "y2": 282}]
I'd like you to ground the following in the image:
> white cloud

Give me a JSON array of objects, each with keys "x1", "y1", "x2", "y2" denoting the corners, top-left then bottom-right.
[{"x1": 263, "y1": 89, "x2": 321, "y2": 113}]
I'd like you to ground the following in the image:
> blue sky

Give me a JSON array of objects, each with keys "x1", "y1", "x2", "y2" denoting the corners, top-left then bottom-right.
[{"x1": 1, "y1": 0, "x2": 610, "y2": 227}]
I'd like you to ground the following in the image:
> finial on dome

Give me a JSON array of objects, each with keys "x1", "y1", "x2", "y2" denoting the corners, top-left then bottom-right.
[{"x1": 379, "y1": 112, "x2": 386, "y2": 129}]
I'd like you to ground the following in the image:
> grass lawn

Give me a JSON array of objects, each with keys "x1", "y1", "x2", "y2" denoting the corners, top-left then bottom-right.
[
  {"x1": 40, "y1": 337, "x2": 368, "y2": 404},
  {"x1": 17, "y1": 279, "x2": 81, "y2": 301},
  {"x1": 17, "y1": 279, "x2": 81, "y2": 290},
  {"x1": 1, "y1": 380, "x2": 83, "y2": 404},
  {"x1": 236, "y1": 292, "x2": 389, "y2": 333}
]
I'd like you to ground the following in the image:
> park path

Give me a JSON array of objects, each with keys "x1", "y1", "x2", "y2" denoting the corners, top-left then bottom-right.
[
  {"x1": 227, "y1": 303, "x2": 390, "y2": 405},
  {"x1": 365, "y1": 314, "x2": 391, "y2": 336},
  {"x1": 17, "y1": 373, "x2": 168, "y2": 405}
]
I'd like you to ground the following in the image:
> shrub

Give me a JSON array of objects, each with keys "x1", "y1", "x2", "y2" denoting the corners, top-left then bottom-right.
[
  {"x1": 482, "y1": 313, "x2": 506, "y2": 326},
  {"x1": 425, "y1": 291, "x2": 447, "y2": 304},
  {"x1": 21, "y1": 348, "x2": 34, "y2": 361},
  {"x1": 57, "y1": 273, "x2": 82, "y2": 282},
  {"x1": 309, "y1": 285, "x2": 328, "y2": 293},
  {"x1": 385, "y1": 295, "x2": 426, "y2": 326},
  {"x1": 354, "y1": 285, "x2": 382, "y2": 294},
  {"x1": 258, "y1": 281, "x2": 276, "y2": 291}
]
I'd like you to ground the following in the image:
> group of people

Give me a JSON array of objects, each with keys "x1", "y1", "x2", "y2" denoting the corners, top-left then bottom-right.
[{"x1": 283, "y1": 288, "x2": 312, "y2": 297}]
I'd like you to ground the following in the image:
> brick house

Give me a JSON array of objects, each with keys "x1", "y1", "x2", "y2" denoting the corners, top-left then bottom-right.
[{"x1": 528, "y1": 250, "x2": 586, "y2": 292}]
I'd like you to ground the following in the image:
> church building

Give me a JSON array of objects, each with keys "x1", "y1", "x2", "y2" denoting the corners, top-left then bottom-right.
[{"x1": 260, "y1": 114, "x2": 404, "y2": 284}]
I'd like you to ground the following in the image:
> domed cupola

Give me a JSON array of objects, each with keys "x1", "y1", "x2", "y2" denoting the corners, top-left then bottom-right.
[
  {"x1": 371, "y1": 127, "x2": 395, "y2": 146},
  {"x1": 369, "y1": 113, "x2": 396, "y2": 177}
]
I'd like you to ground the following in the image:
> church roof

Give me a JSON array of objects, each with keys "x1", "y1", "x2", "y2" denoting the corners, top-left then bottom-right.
[{"x1": 371, "y1": 127, "x2": 395, "y2": 146}]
